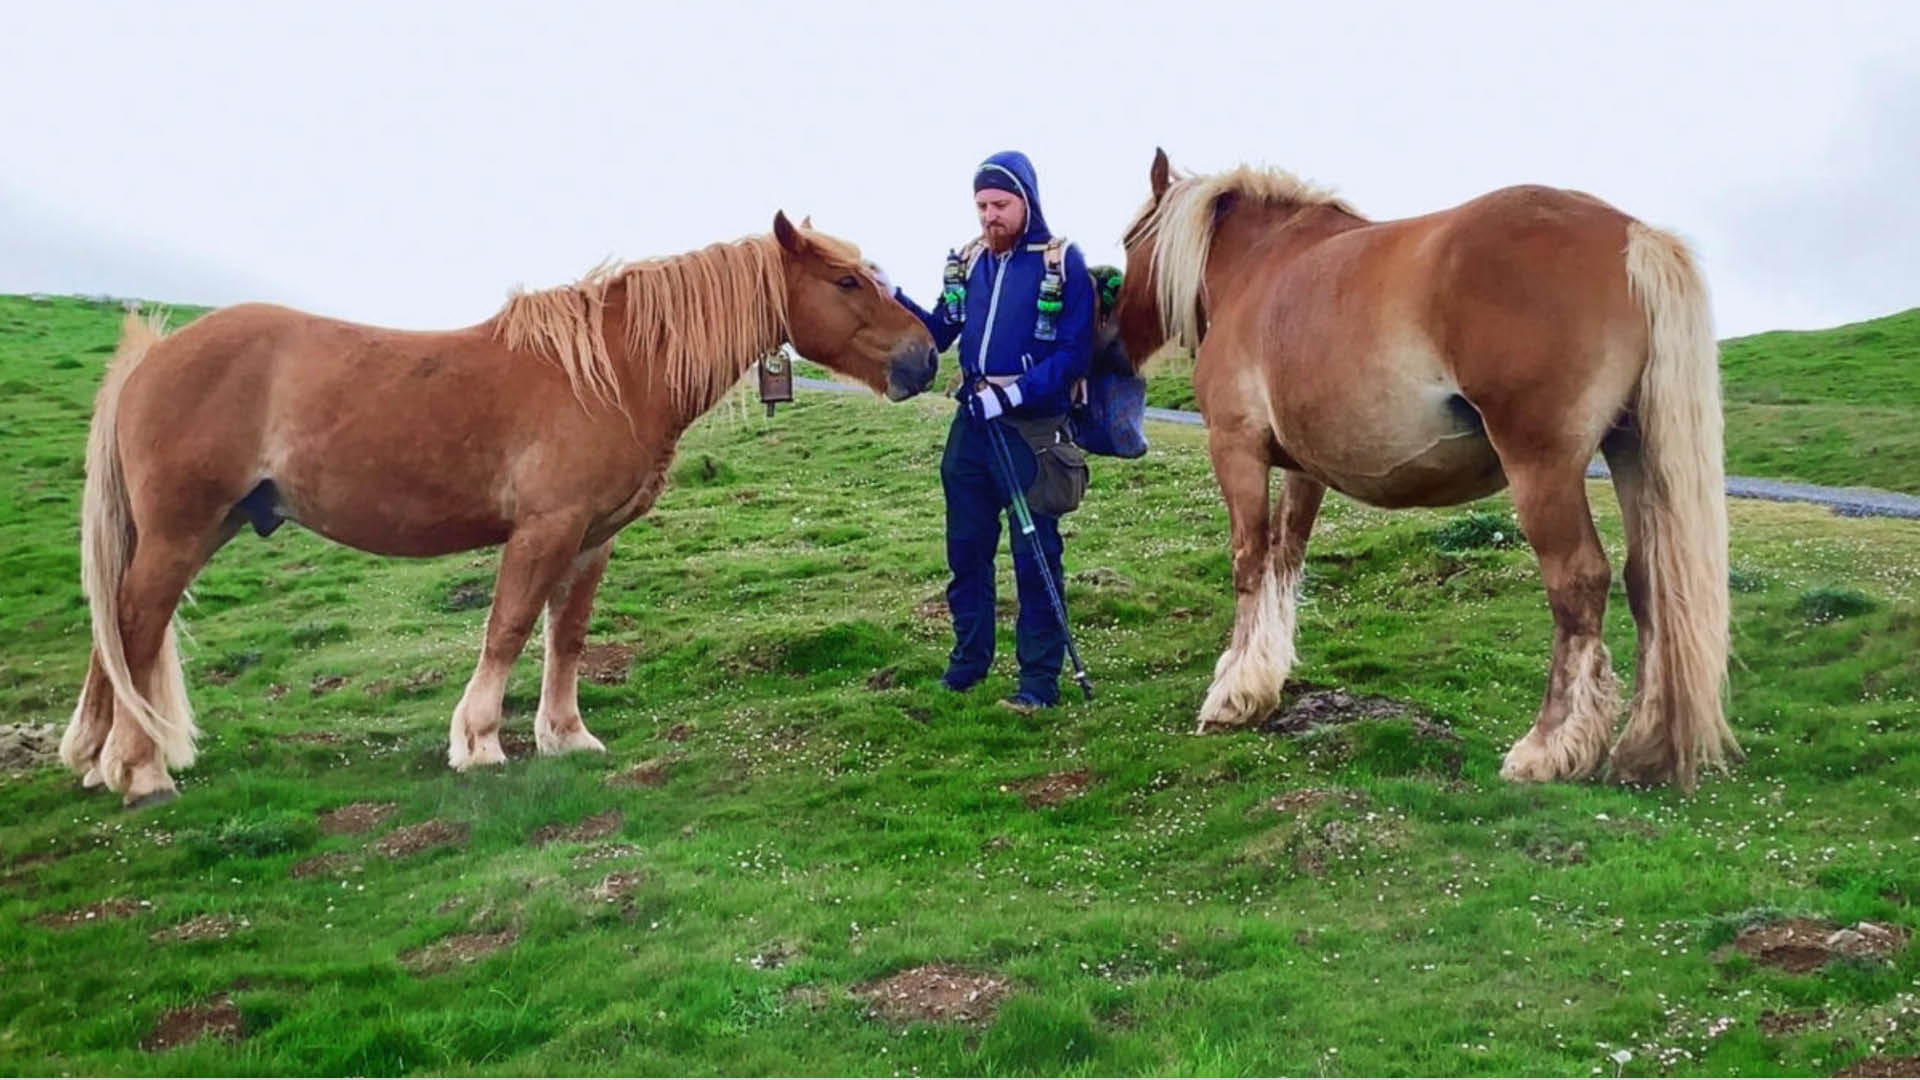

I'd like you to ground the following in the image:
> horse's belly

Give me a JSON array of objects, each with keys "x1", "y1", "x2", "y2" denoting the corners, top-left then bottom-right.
[{"x1": 1284, "y1": 390, "x2": 1508, "y2": 509}]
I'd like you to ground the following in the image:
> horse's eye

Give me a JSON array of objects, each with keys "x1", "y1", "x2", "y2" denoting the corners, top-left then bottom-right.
[{"x1": 836, "y1": 275, "x2": 860, "y2": 290}]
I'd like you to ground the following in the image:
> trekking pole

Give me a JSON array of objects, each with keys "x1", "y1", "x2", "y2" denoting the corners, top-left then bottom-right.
[{"x1": 982, "y1": 417, "x2": 1095, "y2": 701}]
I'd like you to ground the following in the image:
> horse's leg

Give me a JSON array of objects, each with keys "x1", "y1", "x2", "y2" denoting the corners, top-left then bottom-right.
[
  {"x1": 535, "y1": 539, "x2": 613, "y2": 757},
  {"x1": 97, "y1": 523, "x2": 227, "y2": 807},
  {"x1": 1498, "y1": 458, "x2": 1621, "y2": 783},
  {"x1": 67, "y1": 515, "x2": 242, "y2": 791},
  {"x1": 1601, "y1": 426, "x2": 1655, "y2": 731},
  {"x1": 1195, "y1": 433, "x2": 1281, "y2": 732},
  {"x1": 449, "y1": 517, "x2": 589, "y2": 770}
]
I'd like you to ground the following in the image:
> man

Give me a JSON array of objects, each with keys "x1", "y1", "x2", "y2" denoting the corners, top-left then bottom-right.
[{"x1": 887, "y1": 150, "x2": 1096, "y2": 712}]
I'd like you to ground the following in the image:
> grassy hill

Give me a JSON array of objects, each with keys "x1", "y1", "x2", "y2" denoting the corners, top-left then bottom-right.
[
  {"x1": 1, "y1": 294, "x2": 1917, "y2": 1076},
  {"x1": 1139, "y1": 306, "x2": 1920, "y2": 496}
]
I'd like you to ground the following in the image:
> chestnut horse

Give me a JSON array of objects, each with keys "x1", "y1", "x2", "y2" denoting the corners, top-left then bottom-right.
[
  {"x1": 1112, "y1": 149, "x2": 1734, "y2": 791},
  {"x1": 63, "y1": 213, "x2": 936, "y2": 807}
]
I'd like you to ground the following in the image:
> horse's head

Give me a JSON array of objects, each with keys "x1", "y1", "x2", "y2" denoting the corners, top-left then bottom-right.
[
  {"x1": 774, "y1": 212, "x2": 937, "y2": 401},
  {"x1": 1111, "y1": 146, "x2": 1182, "y2": 373}
]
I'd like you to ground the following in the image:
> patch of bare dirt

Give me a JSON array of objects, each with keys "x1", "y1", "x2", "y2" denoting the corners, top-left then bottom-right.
[
  {"x1": 264, "y1": 683, "x2": 289, "y2": 701},
  {"x1": 317, "y1": 801, "x2": 398, "y2": 836},
  {"x1": 589, "y1": 871, "x2": 645, "y2": 906},
  {"x1": 37, "y1": 898, "x2": 147, "y2": 928},
  {"x1": 289, "y1": 852, "x2": 362, "y2": 880},
  {"x1": 530, "y1": 809, "x2": 623, "y2": 848},
  {"x1": 1007, "y1": 769, "x2": 1094, "y2": 808},
  {"x1": 140, "y1": 993, "x2": 245, "y2": 1052},
  {"x1": 1758, "y1": 1007, "x2": 1828, "y2": 1036},
  {"x1": 749, "y1": 941, "x2": 799, "y2": 970},
  {"x1": 572, "y1": 843, "x2": 641, "y2": 868},
  {"x1": 400, "y1": 928, "x2": 518, "y2": 975},
  {"x1": 374, "y1": 819, "x2": 468, "y2": 858},
  {"x1": 1258, "y1": 686, "x2": 1451, "y2": 737},
  {"x1": 500, "y1": 731, "x2": 536, "y2": 757},
  {"x1": 866, "y1": 667, "x2": 897, "y2": 691},
  {"x1": 1069, "y1": 567, "x2": 1131, "y2": 589},
  {"x1": 785, "y1": 985, "x2": 830, "y2": 1010},
  {"x1": 309, "y1": 674, "x2": 350, "y2": 696},
  {"x1": 289, "y1": 730, "x2": 343, "y2": 745},
  {"x1": 1838, "y1": 1055, "x2": 1920, "y2": 1078},
  {"x1": 853, "y1": 964, "x2": 1012, "y2": 1026},
  {"x1": 0, "y1": 723, "x2": 61, "y2": 773},
  {"x1": 664, "y1": 723, "x2": 693, "y2": 743},
  {"x1": 1734, "y1": 918, "x2": 1910, "y2": 973},
  {"x1": 912, "y1": 596, "x2": 949, "y2": 623},
  {"x1": 1264, "y1": 788, "x2": 1367, "y2": 815},
  {"x1": 581, "y1": 643, "x2": 636, "y2": 685},
  {"x1": 151, "y1": 914, "x2": 245, "y2": 943},
  {"x1": 608, "y1": 756, "x2": 679, "y2": 788}
]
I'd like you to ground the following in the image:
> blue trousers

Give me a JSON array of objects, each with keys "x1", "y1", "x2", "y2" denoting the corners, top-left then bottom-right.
[{"x1": 939, "y1": 410, "x2": 1066, "y2": 703}]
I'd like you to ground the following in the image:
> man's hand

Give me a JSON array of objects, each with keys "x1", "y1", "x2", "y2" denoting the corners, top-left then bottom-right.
[
  {"x1": 864, "y1": 261, "x2": 894, "y2": 296},
  {"x1": 963, "y1": 382, "x2": 1017, "y2": 425}
]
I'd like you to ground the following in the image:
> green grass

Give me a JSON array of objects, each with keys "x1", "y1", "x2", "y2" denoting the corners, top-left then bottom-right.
[
  {"x1": 1140, "y1": 306, "x2": 1920, "y2": 495},
  {"x1": 2, "y1": 293, "x2": 1919, "y2": 1075}
]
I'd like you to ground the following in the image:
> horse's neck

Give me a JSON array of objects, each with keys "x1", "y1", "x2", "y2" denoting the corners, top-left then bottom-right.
[
  {"x1": 597, "y1": 278, "x2": 783, "y2": 425},
  {"x1": 1209, "y1": 202, "x2": 1364, "y2": 281}
]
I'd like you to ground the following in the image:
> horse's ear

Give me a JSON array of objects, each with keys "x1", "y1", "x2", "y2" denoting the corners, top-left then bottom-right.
[
  {"x1": 800, "y1": 215, "x2": 814, "y2": 229},
  {"x1": 773, "y1": 211, "x2": 805, "y2": 255},
  {"x1": 1150, "y1": 147, "x2": 1172, "y2": 200}
]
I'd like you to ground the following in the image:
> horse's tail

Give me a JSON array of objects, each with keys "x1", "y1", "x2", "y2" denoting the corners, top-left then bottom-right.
[
  {"x1": 1614, "y1": 222, "x2": 1735, "y2": 791},
  {"x1": 67, "y1": 309, "x2": 197, "y2": 771}
]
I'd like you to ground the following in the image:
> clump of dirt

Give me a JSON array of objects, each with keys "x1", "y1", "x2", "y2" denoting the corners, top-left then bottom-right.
[
  {"x1": 309, "y1": 674, "x2": 350, "y2": 696},
  {"x1": 0, "y1": 723, "x2": 61, "y2": 773},
  {"x1": 1265, "y1": 788, "x2": 1366, "y2": 815},
  {"x1": 749, "y1": 941, "x2": 799, "y2": 970},
  {"x1": 580, "y1": 643, "x2": 636, "y2": 685},
  {"x1": 37, "y1": 898, "x2": 147, "y2": 928},
  {"x1": 664, "y1": 723, "x2": 693, "y2": 743},
  {"x1": 530, "y1": 809, "x2": 623, "y2": 848},
  {"x1": 1838, "y1": 1055, "x2": 1920, "y2": 1078},
  {"x1": 264, "y1": 684, "x2": 289, "y2": 701},
  {"x1": 1009, "y1": 769, "x2": 1094, "y2": 808},
  {"x1": 151, "y1": 914, "x2": 244, "y2": 943},
  {"x1": 317, "y1": 801, "x2": 398, "y2": 836},
  {"x1": 374, "y1": 820, "x2": 468, "y2": 858},
  {"x1": 572, "y1": 843, "x2": 640, "y2": 868},
  {"x1": 866, "y1": 667, "x2": 897, "y2": 691},
  {"x1": 911, "y1": 596, "x2": 949, "y2": 623},
  {"x1": 608, "y1": 756, "x2": 679, "y2": 788},
  {"x1": 785, "y1": 985, "x2": 830, "y2": 1010},
  {"x1": 1069, "y1": 567, "x2": 1131, "y2": 589},
  {"x1": 1757, "y1": 1007, "x2": 1828, "y2": 1036},
  {"x1": 1259, "y1": 687, "x2": 1451, "y2": 737},
  {"x1": 853, "y1": 964, "x2": 1012, "y2": 1025},
  {"x1": 1733, "y1": 918, "x2": 1909, "y2": 973},
  {"x1": 289, "y1": 852, "x2": 362, "y2": 880},
  {"x1": 500, "y1": 731, "x2": 536, "y2": 757},
  {"x1": 140, "y1": 993, "x2": 245, "y2": 1052},
  {"x1": 589, "y1": 872, "x2": 644, "y2": 906},
  {"x1": 400, "y1": 928, "x2": 518, "y2": 975}
]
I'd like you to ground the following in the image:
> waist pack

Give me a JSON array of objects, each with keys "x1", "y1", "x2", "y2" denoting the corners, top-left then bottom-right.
[{"x1": 1004, "y1": 414, "x2": 1089, "y2": 517}]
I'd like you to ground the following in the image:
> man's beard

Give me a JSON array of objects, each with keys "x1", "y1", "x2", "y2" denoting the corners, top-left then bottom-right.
[{"x1": 983, "y1": 222, "x2": 1019, "y2": 253}]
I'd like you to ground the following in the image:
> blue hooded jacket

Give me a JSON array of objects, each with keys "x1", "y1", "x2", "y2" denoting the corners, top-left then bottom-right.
[{"x1": 896, "y1": 151, "x2": 1095, "y2": 418}]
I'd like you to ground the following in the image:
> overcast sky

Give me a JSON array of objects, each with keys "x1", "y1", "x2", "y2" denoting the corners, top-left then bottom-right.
[{"x1": 4, "y1": 1, "x2": 1915, "y2": 338}]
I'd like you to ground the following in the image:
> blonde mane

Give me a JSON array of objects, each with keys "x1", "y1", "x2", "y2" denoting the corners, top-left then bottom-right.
[
  {"x1": 495, "y1": 234, "x2": 793, "y2": 416},
  {"x1": 1124, "y1": 164, "x2": 1358, "y2": 350}
]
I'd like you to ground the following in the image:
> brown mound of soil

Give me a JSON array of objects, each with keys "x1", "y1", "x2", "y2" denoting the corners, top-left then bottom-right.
[
  {"x1": 141, "y1": 994, "x2": 244, "y2": 1052},
  {"x1": 854, "y1": 964, "x2": 1011, "y2": 1025},
  {"x1": 0, "y1": 723, "x2": 60, "y2": 772},
  {"x1": 1734, "y1": 918, "x2": 1909, "y2": 973},
  {"x1": 609, "y1": 756, "x2": 678, "y2": 788},
  {"x1": 1757, "y1": 1007, "x2": 1828, "y2": 1036},
  {"x1": 317, "y1": 801, "x2": 397, "y2": 835},
  {"x1": 374, "y1": 819, "x2": 468, "y2": 858},
  {"x1": 590, "y1": 871, "x2": 644, "y2": 905},
  {"x1": 530, "y1": 809, "x2": 623, "y2": 847},
  {"x1": 151, "y1": 914, "x2": 243, "y2": 943},
  {"x1": 309, "y1": 674, "x2": 350, "y2": 696},
  {"x1": 400, "y1": 928, "x2": 518, "y2": 974},
  {"x1": 1010, "y1": 769, "x2": 1093, "y2": 808},
  {"x1": 38, "y1": 898, "x2": 146, "y2": 928},
  {"x1": 1837, "y1": 1055, "x2": 1920, "y2": 1078},
  {"x1": 289, "y1": 852, "x2": 362, "y2": 880},
  {"x1": 581, "y1": 643, "x2": 636, "y2": 685},
  {"x1": 1260, "y1": 687, "x2": 1450, "y2": 736}
]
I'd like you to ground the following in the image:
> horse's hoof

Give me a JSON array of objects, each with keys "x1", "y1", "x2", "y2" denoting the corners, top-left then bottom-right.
[
  {"x1": 81, "y1": 765, "x2": 105, "y2": 789},
  {"x1": 124, "y1": 787, "x2": 178, "y2": 811}
]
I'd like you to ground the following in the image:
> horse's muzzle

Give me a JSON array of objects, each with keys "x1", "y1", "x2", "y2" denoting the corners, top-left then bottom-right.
[{"x1": 886, "y1": 345, "x2": 939, "y2": 401}]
